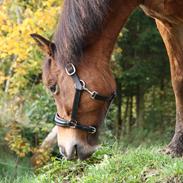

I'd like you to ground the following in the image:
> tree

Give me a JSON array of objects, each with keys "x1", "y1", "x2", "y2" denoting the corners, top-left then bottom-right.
[
  {"x1": 112, "y1": 9, "x2": 170, "y2": 135},
  {"x1": 0, "y1": 0, "x2": 62, "y2": 95}
]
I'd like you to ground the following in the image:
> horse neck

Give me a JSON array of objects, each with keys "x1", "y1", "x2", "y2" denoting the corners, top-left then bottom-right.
[{"x1": 81, "y1": 0, "x2": 139, "y2": 68}]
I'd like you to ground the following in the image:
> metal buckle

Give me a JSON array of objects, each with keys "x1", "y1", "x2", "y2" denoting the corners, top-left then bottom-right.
[
  {"x1": 89, "y1": 126, "x2": 97, "y2": 134},
  {"x1": 65, "y1": 63, "x2": 76, "y2": 76},
  {"x1": 69, "y1": 120, "x2": 77, "y2": 128},
  {"x1": 91, "y1": 91, "x2": 98, "y2": 99},
  {"x1": 80, "y1": 80, "x2": 98, "y2": 99}
]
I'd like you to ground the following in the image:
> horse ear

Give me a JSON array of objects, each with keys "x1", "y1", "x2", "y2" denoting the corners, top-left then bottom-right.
[{"x1": 30, "y1": 33, "x2": 56, "y2": 56}]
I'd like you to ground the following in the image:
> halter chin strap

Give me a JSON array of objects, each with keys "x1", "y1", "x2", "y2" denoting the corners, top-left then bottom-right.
[{"x1": 54, "y1": 63, "x2": 116, "y2": 134}]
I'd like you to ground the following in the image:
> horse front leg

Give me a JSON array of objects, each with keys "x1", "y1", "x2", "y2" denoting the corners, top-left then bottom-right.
[{"x1": 156, "y1": 19, "x2": 183, "y2": 156}]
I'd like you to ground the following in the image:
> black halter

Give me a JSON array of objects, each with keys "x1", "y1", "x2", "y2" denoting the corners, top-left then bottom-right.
[{"x1": 54, "y1": 63, "x2": 116, "y2": 134}]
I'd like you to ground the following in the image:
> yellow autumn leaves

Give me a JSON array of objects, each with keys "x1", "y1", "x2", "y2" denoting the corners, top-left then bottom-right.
[{"x1": 0, "y1": 0, "x2": 62, "y2": 95}]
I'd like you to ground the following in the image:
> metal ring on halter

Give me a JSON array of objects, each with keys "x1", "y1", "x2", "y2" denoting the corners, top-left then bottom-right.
[
  {"x1": 69, "y1": 120, "x2": 77, "y2": 129},
  {"x1": 89, "y1": 126, "x2": 97, "y2": 134},
  {"x1": 65, "y1": 63, "x2": 76, "y2": 76},
  {"x1": 80, "y1": 80, "x2": 86, "y2": 89}
]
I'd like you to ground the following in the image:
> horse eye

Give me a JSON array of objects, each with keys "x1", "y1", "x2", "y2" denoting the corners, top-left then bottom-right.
[{"x1": 49, "y1": 84, "x2": 59, "y2": 95}]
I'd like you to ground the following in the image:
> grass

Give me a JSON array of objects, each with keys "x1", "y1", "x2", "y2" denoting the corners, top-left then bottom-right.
[
  {"x1": 2, "y1": 145, "x2": 182, "y2": 183},
  {"x1": 0, "y1": 129, "x2": 183, "y2": 183},
  {"x1": 33, "y1": 145, "x2": 183, "y2": 183},
  {"x1": 0, "y1": 150, "x2": 33, "y2": 183}
]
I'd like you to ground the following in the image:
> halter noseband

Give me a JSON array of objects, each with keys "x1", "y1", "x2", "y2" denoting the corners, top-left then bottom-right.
[{"x1": 54, "y1": 63, "x2": 116, "y2": 134}]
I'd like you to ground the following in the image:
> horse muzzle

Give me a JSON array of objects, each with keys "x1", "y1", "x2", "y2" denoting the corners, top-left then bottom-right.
[{"x1": 59, "y1": 143, "x2": 99, "y2": 160}]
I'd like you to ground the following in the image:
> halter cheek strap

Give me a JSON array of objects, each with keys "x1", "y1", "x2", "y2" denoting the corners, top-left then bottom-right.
[{"x1": 54, "y1": 63, "x2": 116, "y2": 134}]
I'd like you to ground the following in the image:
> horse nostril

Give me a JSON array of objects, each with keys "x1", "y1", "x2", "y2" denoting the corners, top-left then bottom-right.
[{"x1": 59, "y1": 145, "x2": 78, "y2": 159}]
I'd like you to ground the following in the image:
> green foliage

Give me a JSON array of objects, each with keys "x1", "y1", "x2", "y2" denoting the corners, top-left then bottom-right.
[
  {"x1": 5, "y1": 124, "x2": 31, "y2": 158},
  {"x1": 113, "y1": 9, "x2": 169, "y2": 92},
  {"x1": 111, "y1": 9, "x2": 174, "y2": 133},
  {"x1": 0, "y1": 150, "x2": 33, "y2": 183},
  {"x1": 144, "y1": 85, "x2": 176, "y2": 129},
  {"x1": 24, "y1": 84, "x2": 55, "y2": 139},
  {"x1": 0, "y1": 85, "x2": 55, "y2": 169}
]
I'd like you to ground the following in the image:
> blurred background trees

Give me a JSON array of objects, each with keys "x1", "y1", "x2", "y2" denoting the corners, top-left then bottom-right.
[
  {"x1": 111, "y1": 10, "x2": 175, "y2": 139},
  {"x1": 0, "y1": 0, "x2": 62, "y2": 170},
  {"x1": 0, "y1": 0, "x2": 176, "y2": 177}
]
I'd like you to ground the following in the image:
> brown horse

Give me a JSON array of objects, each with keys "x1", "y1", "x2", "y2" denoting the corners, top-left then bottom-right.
[{"x1": 31, "y1": 0, "x2": 183, "y2": 160}]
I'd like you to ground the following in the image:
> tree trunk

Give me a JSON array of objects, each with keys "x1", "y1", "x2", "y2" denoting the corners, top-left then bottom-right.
[
  {"x1": 124, "y1": 96, "x2": 129, "y2": 135},
  {"x1": 136, "y1": 85, "x2": 145, "y2": 128},
  {"x1": 129, "y1": 95, "x2": 133, "y2": 132},
  {"x1": 116, "y1": 79, "x2": 122, "y2": 139}
]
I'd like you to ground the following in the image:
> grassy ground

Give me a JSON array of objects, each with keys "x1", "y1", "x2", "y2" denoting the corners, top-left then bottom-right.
[
  {"x1": 1, "y1": 144, "x2": 183, "y2": 183},
  {"x1": 0, "y1": 150, "x2": 33, "y2": 183},
  {"x1": 0, "y1": 129, "x2": 183, "y2": 183}
]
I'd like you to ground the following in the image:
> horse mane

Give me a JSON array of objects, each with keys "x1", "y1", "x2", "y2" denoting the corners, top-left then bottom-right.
[{"x1": 53, "y1": 0, "x2": 111, "y2": 66}]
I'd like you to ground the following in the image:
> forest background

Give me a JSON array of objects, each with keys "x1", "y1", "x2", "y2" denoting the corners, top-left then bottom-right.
[{"x1": 0, "y1": 0, "x2": 181, "y2": 182}]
